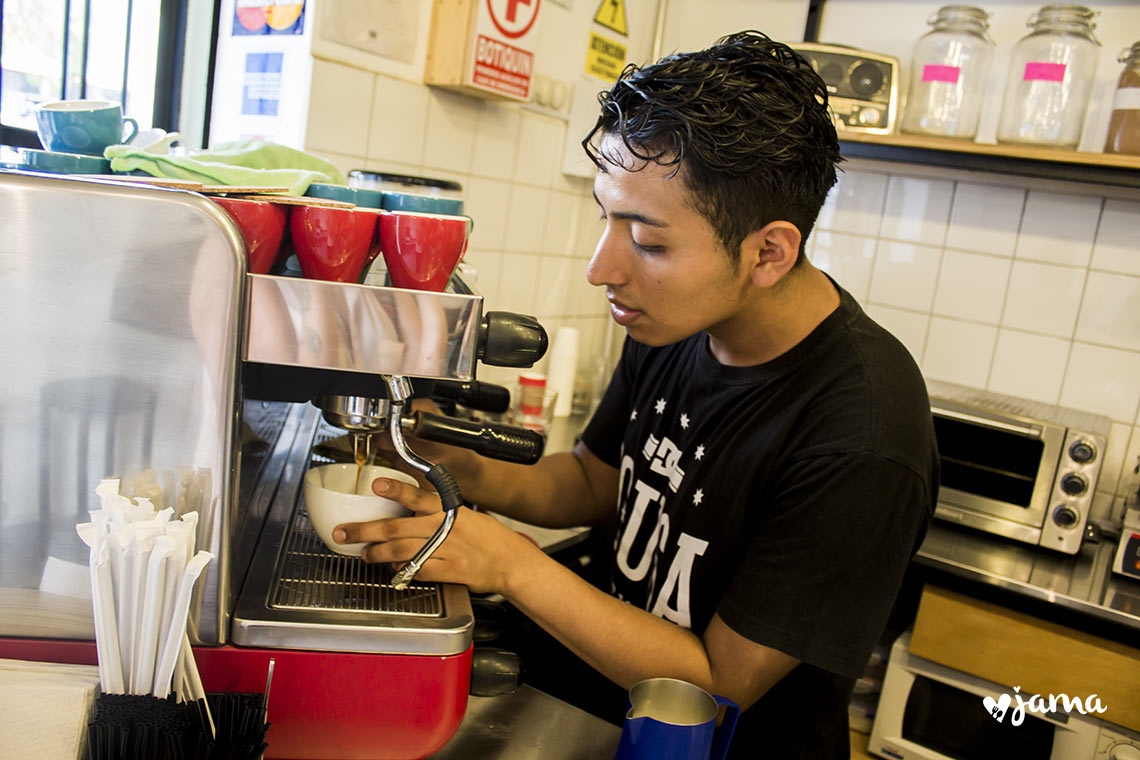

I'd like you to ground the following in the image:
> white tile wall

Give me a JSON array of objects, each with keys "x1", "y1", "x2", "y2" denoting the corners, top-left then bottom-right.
[
  {"x1": 879, "y1": 176, "x2": 954, "y2": 246},
  {"x1": 305, "y1": 67, "x2": 611, "y2": 384},
  {"x1": 945, "y1": 183, "x2": 1024, "y2": 257},
  {"x1": 807, "y1": 166, "x2": 1140, "y2": 500},
  {"x1": 1014, "y1": 192, "x2": 1102, "y2": 267},
  {"x1": 868, "y1": 241, "x2": 943, "y2": 312}
]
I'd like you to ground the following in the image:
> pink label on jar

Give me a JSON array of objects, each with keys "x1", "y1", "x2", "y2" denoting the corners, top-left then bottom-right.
[
  {"x1": 1023, "y1": 62, "x2": 1066, "y2": 82},
  {"x1": 922, "y1": 65, "x2": 961, "y2": 84}
]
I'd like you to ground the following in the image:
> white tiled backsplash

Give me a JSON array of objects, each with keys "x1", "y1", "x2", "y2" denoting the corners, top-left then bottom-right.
[
  {"x1": 304, "y1": 60, "x2": 614, "y2": 392},
  {"x1": 815, "y1": 167, "x2": 1140, "y2": 504},
  {"x1": 305, "y1": 60, "x2": 1140, "y2": 504}
]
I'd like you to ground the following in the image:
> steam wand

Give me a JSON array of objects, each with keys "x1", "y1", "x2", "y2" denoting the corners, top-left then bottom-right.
[{"x1": 383, "y1": 375, "x2": 464, "y2": 590}]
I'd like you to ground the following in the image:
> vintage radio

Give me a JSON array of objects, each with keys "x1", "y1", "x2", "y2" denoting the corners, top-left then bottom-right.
[{"x1": 790, "y1": 42, "x2": 900, "y2": 134}]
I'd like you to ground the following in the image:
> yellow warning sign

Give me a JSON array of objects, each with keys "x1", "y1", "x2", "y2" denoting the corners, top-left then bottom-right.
[
  {"x1": 593, "y1": 0, "x2": 628, "y2": 36},
  {"x1": 585, "y1": 32, "x2": 626, "y2": 82}
]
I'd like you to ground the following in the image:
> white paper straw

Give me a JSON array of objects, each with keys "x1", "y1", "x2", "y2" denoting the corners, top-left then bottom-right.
[
  {"x1": 151, "y1": 522, "x2": 189, "y2": 692},
  {"x1": 152, "y1": 551, "x2": 213, "y2": 698},
  {"x1": 89, "y1": 539, "x2": 125, "y2": 693},
  {"x1": 131, "y1": 536, "x2": 175, "y2": 695}
]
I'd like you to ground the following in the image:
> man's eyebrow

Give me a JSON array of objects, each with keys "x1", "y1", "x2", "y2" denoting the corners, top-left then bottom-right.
[{"x1": 591, "y1": 188, "x2": 669, "y2": 228}]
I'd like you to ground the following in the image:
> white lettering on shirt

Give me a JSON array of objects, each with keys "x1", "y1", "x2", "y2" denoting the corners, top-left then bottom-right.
[
  {"x1": 650, "y1": 532, "x2": 709, "y2": 629},
  {"x1": 616, "y1": 455, "x2": 670, "y2": 582}
]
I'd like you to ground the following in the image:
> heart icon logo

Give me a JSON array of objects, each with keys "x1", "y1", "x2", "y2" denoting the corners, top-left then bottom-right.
[{"x1": 983, "y1": 693, "x2": 1011, "y2": 722}]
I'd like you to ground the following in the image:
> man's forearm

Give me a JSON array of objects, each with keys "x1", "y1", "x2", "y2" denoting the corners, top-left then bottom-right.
[
  {"x1": 505, "y1": 542, "x2": 716, "y2": 692},
  {"x1": 462, "y1": 450, "x2": 612, "y2": 528}
]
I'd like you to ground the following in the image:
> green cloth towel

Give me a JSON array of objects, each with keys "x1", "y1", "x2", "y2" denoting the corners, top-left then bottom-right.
[{"x1": 104, "y1": 138, "x2": 347, "y2": 196}]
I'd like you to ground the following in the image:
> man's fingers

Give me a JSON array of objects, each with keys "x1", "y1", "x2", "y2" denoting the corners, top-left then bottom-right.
[
  {"x1": 334, "y1": 512, "x2": 444, "y2": 545},
  {"x1": 370, "y1": 476, "x2": 441, "y2": 513},
  {"x1": 360, "y1": 537, "x2": 435, "y2": 565}
]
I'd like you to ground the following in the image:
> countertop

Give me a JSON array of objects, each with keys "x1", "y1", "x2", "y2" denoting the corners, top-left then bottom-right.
[
  {"x1": 916, "y1": 521, "x2": 1140, "y2": 633},
  {"x1": 429, "y1": 685, "x2": 621, "y2": 759}
]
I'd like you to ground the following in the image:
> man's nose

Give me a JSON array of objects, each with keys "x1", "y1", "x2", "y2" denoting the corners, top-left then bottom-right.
[{"x1": 586, "y1": 227, "x2": 625, "y2": 287}]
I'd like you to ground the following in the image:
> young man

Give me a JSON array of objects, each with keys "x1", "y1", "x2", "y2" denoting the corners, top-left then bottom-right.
[{"x1": 335, "y1": 31, "x2": 937, "y2": 758}]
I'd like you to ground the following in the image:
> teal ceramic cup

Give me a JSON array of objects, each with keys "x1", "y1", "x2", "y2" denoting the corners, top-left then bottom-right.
[
  {"x1": 381, "y1": 191, "x2": 464, "y2": 216},
  {"x1": 34, "y1": 100, "x2": 139, "y2": 156}
]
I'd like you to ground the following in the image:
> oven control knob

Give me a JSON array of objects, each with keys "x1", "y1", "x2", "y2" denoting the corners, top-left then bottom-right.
[
  {"x1": 1060, "y1": 473, "x2": 1088, "y2": 496},
  {"x1": 1109, "y1": 743, "x2": 1140, "y2": 760},
  {"x1": 1069, "y1": 440, "x2": 1096, "y2": 463},
  {"x1": 1053, "y1": 505, "x2": 1079, "y2": 528}
]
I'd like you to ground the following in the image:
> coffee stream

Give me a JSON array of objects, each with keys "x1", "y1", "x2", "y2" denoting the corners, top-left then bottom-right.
[{"x1": 353, "y1": 433, "x2": 371, "y2": 495}]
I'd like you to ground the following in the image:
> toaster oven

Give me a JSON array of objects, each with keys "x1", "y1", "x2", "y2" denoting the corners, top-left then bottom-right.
[{"x1": 927, "y1": 381, "x2": 1111, "y2": 555}]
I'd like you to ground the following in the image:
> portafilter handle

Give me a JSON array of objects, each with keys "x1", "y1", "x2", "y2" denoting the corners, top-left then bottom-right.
[{"x1": 384, "y1": 375, "x2": 463, "y2": 590}]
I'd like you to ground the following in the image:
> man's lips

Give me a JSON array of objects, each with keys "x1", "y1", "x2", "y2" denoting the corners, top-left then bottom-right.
[{"x1": 607, "y1": 295, "x2": 642, "y2": 326}]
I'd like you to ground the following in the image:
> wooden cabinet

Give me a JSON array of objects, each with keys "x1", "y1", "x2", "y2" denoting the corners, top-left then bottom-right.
[{"x1": 910, "y1": 585, "x2": 1140, "y2": 733}]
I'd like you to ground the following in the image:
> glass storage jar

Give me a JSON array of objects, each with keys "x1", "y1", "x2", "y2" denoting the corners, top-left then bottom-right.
[
  {"x1": 996, "y1": 4, "x2": 1101, "y2": 148},
  {"x1": 901, "y1": 5, "x2": 995, "y2": 139},
  {"x1": 1104, "y1": 42, "x2": 1140, "y2": 155}
]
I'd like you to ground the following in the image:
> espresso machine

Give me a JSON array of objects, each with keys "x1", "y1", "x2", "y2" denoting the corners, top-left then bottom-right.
[{"x1": 0, "y1": 169, "x2": 548, "y2": 758}]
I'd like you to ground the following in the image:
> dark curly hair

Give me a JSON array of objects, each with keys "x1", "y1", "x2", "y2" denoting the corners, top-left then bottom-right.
[{"x1": 583, "y1": 30, "x2": 842, "y2": 264}]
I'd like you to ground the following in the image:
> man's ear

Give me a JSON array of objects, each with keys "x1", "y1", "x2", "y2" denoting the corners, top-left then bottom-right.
[{"x1": 740, "y1": 221, "x2": 801, "y2": 288}]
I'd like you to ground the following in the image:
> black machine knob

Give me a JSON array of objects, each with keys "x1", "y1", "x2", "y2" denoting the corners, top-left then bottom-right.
[
  {"x1": 1069, "y1": 440, "x2": 1097, "y2": 464},
  {"x1": 469, "y1": 648, "x2": 522, "y2": 697},
  {"x1": 1060, "y1": 473, "x2": 1088, "y2": 496},
  {"x1": 1053, "y1": 505, "x2": 1080, "y2": 528},
  {"x1": 479, "y1": 312, "x2": 548, "y2": 368}
]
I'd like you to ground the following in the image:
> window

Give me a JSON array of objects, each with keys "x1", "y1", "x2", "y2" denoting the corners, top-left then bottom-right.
[{"x1": 1, "y1": 0, "x2": 191, "y2": 148}]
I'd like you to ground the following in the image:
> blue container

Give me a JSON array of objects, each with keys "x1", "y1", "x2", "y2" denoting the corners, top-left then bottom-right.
[
  {"x1": 305, "y1": 182, "x2": 384, "y2": 209},
  {"x1": 380, "y1": 191, "x2": 464, "y2": 216},
  {"x1": 614, "y1": 678, "x2": 740, "y2": 760}
]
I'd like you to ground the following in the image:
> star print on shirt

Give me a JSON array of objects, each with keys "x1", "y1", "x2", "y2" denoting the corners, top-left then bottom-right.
[
  {"x1": 680, "y1": 413, "x2": 690, "y2": 430},
  {"x1": 694, "y1": 444, "x2": 705, "y2": 461},
  {"x1": 693, "y1": 488, "x2": 704, "y2": 506},
  {"x1": 630, "y1": 409, "x2": 638, "y2": 421},
  {"x1": 655, "y1": 398, "x2": 667, "y2": 414}
]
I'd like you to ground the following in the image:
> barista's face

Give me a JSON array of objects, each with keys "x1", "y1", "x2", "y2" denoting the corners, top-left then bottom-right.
[{"x1": 587, "y1": 136, "x2": 754, "y2": 347}]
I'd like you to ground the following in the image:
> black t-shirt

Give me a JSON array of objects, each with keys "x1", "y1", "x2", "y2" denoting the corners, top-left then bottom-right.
[{"x1": 579, "y1": 284, "x2": 938, "y2": 759}]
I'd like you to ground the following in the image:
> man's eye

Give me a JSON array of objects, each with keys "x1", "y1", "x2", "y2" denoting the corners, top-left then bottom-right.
[{"x1": 632, "y1": 240, "x2": 664, "y2": 254}]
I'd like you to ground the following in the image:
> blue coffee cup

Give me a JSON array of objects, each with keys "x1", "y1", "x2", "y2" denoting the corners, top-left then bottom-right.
[
  {"x1": 380, "y1": 191, "x2": 464, "y2": 216},
  {"x1": 35, "y1": 100, "x2": 139, "y2": 156}
]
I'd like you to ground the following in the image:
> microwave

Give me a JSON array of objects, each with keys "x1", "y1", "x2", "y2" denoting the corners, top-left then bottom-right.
[
  {"x1": 927, "y1": 381, "x2": 1111, "y2": 555},
  {"x1": 869, "y1": 630, "x2": 1140, "y2": 760}
]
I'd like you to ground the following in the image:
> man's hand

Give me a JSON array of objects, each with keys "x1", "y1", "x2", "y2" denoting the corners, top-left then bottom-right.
[{"x1": 332, "y1": 476, "x2": 544, "y2": 594}]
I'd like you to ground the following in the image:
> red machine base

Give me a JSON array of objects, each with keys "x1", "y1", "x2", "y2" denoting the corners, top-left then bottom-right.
[{"x1": 0, "y1": 638, "x2": 472, "y2": 760}]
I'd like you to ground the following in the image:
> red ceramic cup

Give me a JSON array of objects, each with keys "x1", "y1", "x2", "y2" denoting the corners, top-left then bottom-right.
[
  {"x1": 290, "y1": 204, "x2": 380, "y2": 283},
  {"x1": 212, "y1": 196, "x2": 288, "y2": 274},
  {"x1": 378, "y1": 211, "x2": 469, "y2": 291}
]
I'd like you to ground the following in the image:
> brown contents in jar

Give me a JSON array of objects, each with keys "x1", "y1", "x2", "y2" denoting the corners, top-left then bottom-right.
[{"x1": 1105, "y1": 43, "x2": 1140, "y2": 156}]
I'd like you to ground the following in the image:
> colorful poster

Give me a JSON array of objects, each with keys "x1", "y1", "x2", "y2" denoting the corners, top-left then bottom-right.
[
  {"x1": 242, "y1": 52, "x2": 283, "y2": 115},
  {"x1": 233, "y1": 0, "x2": 306, "y2": 36}
]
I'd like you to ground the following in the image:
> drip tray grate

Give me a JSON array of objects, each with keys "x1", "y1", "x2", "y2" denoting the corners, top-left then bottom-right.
[{"x1": 269, "y1": 503, "x2": 442, "y2": 617}]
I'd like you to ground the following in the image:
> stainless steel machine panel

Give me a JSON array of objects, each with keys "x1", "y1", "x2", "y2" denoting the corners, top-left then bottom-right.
[
  {"x1": 246, "y1": 274, "x2": 482, "y2": 381},
  {"x1": 0, "y1": 171, "x2": 245, "y2": 644}
]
